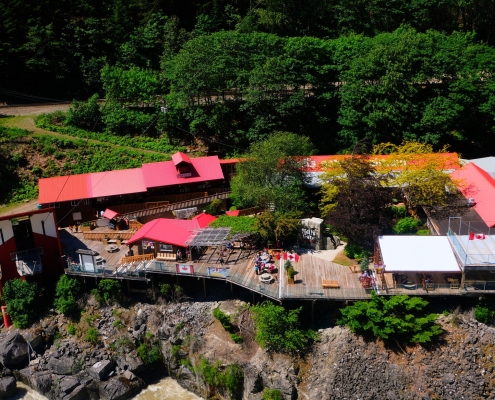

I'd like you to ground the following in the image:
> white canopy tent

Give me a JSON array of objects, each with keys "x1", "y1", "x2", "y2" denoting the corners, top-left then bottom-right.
[{"x1": 378, "y1": 235, "x2": 461, "y2": 273}]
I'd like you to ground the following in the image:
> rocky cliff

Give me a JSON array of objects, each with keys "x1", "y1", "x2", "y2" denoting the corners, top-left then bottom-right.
[{"x1": 0, "y1": 299, "x2": 494, "y2": 400}]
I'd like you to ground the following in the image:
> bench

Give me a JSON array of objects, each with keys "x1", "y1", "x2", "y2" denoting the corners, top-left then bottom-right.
[
  {"x1": 322, "y1": 279, "x2": 340, "y2": 289},
  {"x1": 156, "y1": 252, "x2": 176, "y2": 261}
]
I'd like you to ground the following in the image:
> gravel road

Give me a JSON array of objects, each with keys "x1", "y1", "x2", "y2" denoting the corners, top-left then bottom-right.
[{"x1": 0, "y1": 103, "x2": 71, "y2": 116}]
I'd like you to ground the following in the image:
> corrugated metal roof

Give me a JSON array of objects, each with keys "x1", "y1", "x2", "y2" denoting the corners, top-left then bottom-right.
[
  {"x1": 38, "y1": 174, "x2": 90, "y2": 203},
  {"x1": 102, "y1": 208, "x2": 119, "y2": 219},
  {"x1": 142, "y1": 155, "x2": 224, "y2": 188},
  {"x1": 172, "y1": 152, "x2": 191, "y2": 165},
  {"x1": 126, "y1": 214, "x2": 216, "y2": 247},
  {"x1": 452, "y1": 162, "x2": 495, "y2": 228},
  {"x1": 88, "y1": 168, "x2": 147, "y2": 198},
  {"x1": 38, "y1": 153, "x2": 224, "y2": 204}
]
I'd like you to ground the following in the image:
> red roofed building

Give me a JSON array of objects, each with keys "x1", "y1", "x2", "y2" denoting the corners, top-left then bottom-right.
[
  {"x1": 452, "y1": 162, "x2": 495, "y2": 228},
  {"x1": 38, "y1": 152, "x2": 225, "y2": 226},
  {"x1": 0, "y1": 209, "x2": 64, "y2": 288},
  {"x1": 126, "y1": 214, "x2": 216, "y2": 257}
]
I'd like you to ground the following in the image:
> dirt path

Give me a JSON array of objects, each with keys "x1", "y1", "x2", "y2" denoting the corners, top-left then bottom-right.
[
  {"x1": 0, "y1": 199, "x2": 39, "y2": 217},
  {"x1": 0, "y1": 103, "x2": 71, "y2": 116},
  {"x1": 2, "y1": 115, "x2": 168, "y2": 156}
]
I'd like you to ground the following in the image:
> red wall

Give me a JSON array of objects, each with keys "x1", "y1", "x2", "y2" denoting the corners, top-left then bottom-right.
[
  {"x1": 0, "y1": 237, "x2": 21, "y2": 283},
  {"x1": 33, "y1": 232, "x2": 64, "y2": 275}
]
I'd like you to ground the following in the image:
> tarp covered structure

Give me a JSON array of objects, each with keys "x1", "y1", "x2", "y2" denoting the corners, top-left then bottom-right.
[{"x1": 378, "y1": 235, "x2": 460, "y2": 273}]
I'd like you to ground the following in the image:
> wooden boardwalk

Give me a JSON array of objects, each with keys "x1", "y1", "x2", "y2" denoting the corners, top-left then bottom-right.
[{"x1": 65, "y1": 228, "x2": 491, "y2": 300}]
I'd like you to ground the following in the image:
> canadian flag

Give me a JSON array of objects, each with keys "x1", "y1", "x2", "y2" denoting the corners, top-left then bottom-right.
[
  {"x1": 469, "y1": 232, "x2": 485, "y2": 240},
  {"x1": 176, "y1": 264, "x2": 194, "y2": 274}
]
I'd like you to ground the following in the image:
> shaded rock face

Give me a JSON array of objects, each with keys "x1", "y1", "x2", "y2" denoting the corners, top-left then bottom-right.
[
  {"x1": 300, "y1": 319, "x2": 495, "y2": 400},
  {"x1": 0, "y1": 331, "x2": 28, "y2": 368},
  {"x1": 0, "y1": 376, "x2": 17, "y2": 398}
]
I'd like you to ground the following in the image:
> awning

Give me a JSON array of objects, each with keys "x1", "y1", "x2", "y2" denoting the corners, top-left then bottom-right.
[
  {"x1": 103, "y1": 208, "x2": 119, "y2": 220},
  {"x1": 378, "y1": 235, "x2": 461, "y2": 273}
]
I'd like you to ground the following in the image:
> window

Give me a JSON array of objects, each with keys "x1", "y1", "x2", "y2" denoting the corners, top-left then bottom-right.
[
  {"x1": 72, "y1": 212, "x2": 82, "y2": 221},
  {"x1": 71, "y1": 200, "x2": 79, "y2": 206},
  {"x1": 160, "y1": 243, "x2": 173, "y2": 252},
  {"x1": 49, "y1": 203, "x2": 60, "y2": 208},
  {"x1": 83, "y1": 199, "x2": 90, "y2": 205},
  {"x1": 41, "y1": 221, "x2": 46, "y2": 236}
]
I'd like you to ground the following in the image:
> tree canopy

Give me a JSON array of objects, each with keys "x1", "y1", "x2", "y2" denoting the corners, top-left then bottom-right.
[
  {"x1": 320, "y1": 155, "x2": 392, "y2": 249},
  {"x1": 230, "y1": 132, "x2": 315, "y2": 212},
  {"x1": 338, "y1": 292, "x2": 443, "y2": 344}
]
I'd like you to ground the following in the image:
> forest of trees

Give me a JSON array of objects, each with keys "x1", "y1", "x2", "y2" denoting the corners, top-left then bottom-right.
[{"x1": 2, "y1": 0, "x2": 495, "y2": 156}]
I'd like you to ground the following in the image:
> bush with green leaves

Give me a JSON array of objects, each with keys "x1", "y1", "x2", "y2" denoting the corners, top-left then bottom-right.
[
  {"x1": 262, "y1": 388, "x2": 284, "y2": 400},
  {"x1": 159, "y1": 283, "x2": 184, "y2": 302},
  {"x1": 67, "y1": 323, "x2": 76, "y2": 335},
  {"x1": 213, "y1": 307, "x2": 243, "y2": 343},
  {"x1": 2, "y1": 279, "x2": 41, "y2": 328},
  {"x1": 93, "y1": 279, "x2": 121, "y2": 305},
  {"x1": 195, "y1": 358, "x2": 244, "y2": 396},
  {"x1": 338, "y1": 292, "x2": 442, "y2": 343},
  {"x1": 54, "y1": 275, "x2": 80, "y2": 316},
  {"x1": 344, "y1": 243, "x2": 368, "y2": 259},
  {"x1": 209, "y1": 215, "x2": 258, "y2": 235},
  {"x1": 474, "y1": 300, "x2": 495, "y2": 324},
  {"x1": 393, "y1": 217, "x2": 421, "y2": 234},
  {"x1": 250, "y1": 302, "x2": 317, "y2": 353},
  {"x1": 85, "y1": 327, "x2": 99, "y2": 344},
  {"x1": 359, "y1": 258, "x2": 369, "y2": 272}
]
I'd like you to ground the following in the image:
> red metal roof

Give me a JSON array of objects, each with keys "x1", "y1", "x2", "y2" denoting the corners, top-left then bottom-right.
[
  {"x1": 38, "y1": 174, "x2": 90, "y2": 203},
  {"x1": 88, "y1": 169, "x2": 147, "y2": 198},
  {"x1": 127, "y1": 214, "x2": 216, "y2": 247},
  {"x1": 172, "y1": 152, "x2": 191, "y2": 165},
  {"x1": 452, "y1": 163, "x2": 495, "y2": 228},
  {"x1": 142, "y1": 155, "x2": 224, "y2": 188},
  {"x1": 38, "y1": 153, "x2": 224, "y2": 204},
  {"x1": 102, "y1": 208, "x2": 119, "y2": 219}
]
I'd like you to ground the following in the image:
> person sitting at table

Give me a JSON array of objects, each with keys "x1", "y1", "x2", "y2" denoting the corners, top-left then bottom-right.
[
  {"x1": 254, "y1": 265, "x2": 259, "y2": 275},
  {"x1": 401, "y1": 276, "x2": 408, "y2": 284},
  {"x1": 269, "y1": 263, "x2": 275, "y2": 273}
]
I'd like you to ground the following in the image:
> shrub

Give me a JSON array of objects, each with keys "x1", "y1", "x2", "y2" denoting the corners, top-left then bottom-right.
[
  {"x1": 344, "y1": 243, "x2": 368, "y2": 259},
  {"x1": 224, "y1": 363, "x2": 244, "y2": 395},
  {"x1": 2, "y1": 279, "x2": 41, "y2": 328},
  {"x1": 54, "y1": 275, "x2": 80, "y2": 316},
  {"x1": 417, "y1": 229, "x2": 431, "y2": 236},
  {"x1": 262, "y1": 388, "x2": 284, "y2": 400},
  {"x1": 195, "y1": 358, "x2": 244, "y2": 394},
  {"x1": 159, "y1": 283, "x2": 184, "y2": 302},
  {"x1": 338, "y1": 291, "x2": 442, "y2": 343},
  {"x1": 95, "y1": 279, "x2": 121, "y2": 305},
  {"x1": 287, "y1": 266, "x2": 296, "y2": 279},
  {"x1": 393, "y1": 217, "x2": 421, "y2": 234},
  {"x1": 68, "y1": 323, "x2": 76, "y2": 335},
  {"x1": 474, "y1": 301, "x2": 494, "y2": 324},
  {"x1": 205, "y1": 199, "x2": 223, "y2": 215},
  {"x1": 250, "y1": 302, "x2": 318, "y2": 353},
  {"x1": 359, "y1": 258, "x2": 369, "y2": 272},
  {"x1": 112, "y1": 319, "x2": 125, "y2": 329},
  {"x1": 137, "y1": 342, "x2": 162, "y2": 365},
  {"x1": 85, "y1": 327, "x2": 99, "y2": 344},
  {"x1": 213, "y1": 307, "x2": 243, "y2": 343},
  {"x1": 284, "y1": 260, "x2": 292, "y2": 271}
]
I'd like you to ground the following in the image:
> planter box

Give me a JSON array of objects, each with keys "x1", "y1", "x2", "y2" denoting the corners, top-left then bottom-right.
[
  {"x1": 80, "y1": 225, "x2": 94, "y2": 232},
  {"x1": 102, "y1": 239, "x2": 109, "y2": 245},
  {"x1": 287, "y1": 278, "x2": 295, "y2": 284},
  {"x1": 116, "y1": 239, "x2": 122, "y2": 246}
]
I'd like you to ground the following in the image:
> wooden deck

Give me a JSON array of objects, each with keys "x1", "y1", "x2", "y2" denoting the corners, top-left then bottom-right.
[
  {"x1": 62, "y1": 227, "x2": 495, "y2": 299},
  {"x1": 279, "y1": 253, "x2": 369, "y2": 299}
]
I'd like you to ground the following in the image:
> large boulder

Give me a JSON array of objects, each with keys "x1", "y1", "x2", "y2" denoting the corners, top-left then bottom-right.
[
  {"x1": 62, "y1": 384, "x2": 88, "y2": 400},
  {"x1": 89, "y1": 360, "x2": 114, "y2": 380},
  {"x1": 99, "y1": 376, "x2": 143, "y2": 400},
  {"x1": 14, "y1": 368, "x2": 51, "y2": 395},
  {"x1": 115, "y1": 351, "x2": 144, "y2": 374},
  {"x1": 47, "y1": 357, "x2": 75, "y2": 375},
  {"x1": 0, "y1": 331, "x2": 28, "y2": 368},
  {"x1": 0, "y1": 376, "x2": 17, "y2": 398}
]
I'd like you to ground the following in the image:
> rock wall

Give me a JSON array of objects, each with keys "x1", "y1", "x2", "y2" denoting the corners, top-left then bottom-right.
[{"x1": 1, "y1": 299, "x2": 495, "y2": 400}]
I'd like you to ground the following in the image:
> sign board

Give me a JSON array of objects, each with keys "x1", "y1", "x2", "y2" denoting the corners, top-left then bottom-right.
[
  {"x1": 177, "y1": 172, "x2": 192, "y2": 178},
  {"x1": 207, "y1": 267, "x2": 227, "y2": 278},
  {"x1": 176, "y1": 264, "x2": 194, "y2": 274}
]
